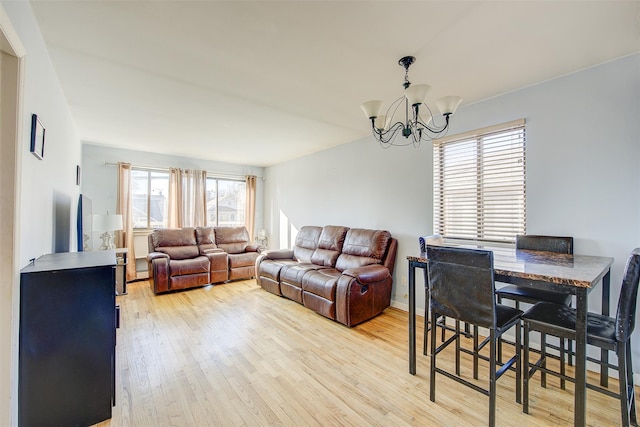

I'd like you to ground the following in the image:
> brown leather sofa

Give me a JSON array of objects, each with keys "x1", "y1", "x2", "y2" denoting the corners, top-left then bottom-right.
[
  {"x1": 147, "y1": 226, "x2": 260, "y2": 294},
  {"x1": 255, "y1": 225, "x2": 398, "y2": 327}
]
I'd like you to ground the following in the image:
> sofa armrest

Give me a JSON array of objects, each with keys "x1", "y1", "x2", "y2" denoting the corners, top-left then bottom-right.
[
  {"x1": 245, "y1": 244, "x2": 260, "y2": 253},
  {"x1": 201, "y1": 248, "x2": 225, "y2": 255},
  {"x1": 147, "y1": 251, "x2": 170, "y2": 262},
  {"x1": 261, "y1": 249, "x2": 294, "y2": 260},
  {"x1": 342, "y1": 265, "x2": 390, "y2": 284},
  {"x1": 147, "y1": 252, "x2": 170, "y2": 294}
]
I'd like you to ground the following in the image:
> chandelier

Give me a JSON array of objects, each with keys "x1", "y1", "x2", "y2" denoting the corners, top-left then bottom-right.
[{"x1": 360, "y1": 56, "x2": 462, "y2": 148}]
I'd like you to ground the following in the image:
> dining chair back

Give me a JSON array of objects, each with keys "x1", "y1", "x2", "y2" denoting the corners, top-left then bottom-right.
[
  {"x1": 516, "y1": 235, "x2": 573, "y2": 254},
  {"x1": 427, "y1": 245, "x2": 522, "y2": 427}
]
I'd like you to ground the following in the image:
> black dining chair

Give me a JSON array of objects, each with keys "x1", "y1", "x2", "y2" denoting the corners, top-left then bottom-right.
[
  {"x1": 496, "y1": 235, "x2": 574, "y2": 380},
  {"x1": 522, "y1": 248, "x2": 640, "y2": 427},
  {"x1": 427, "y1": 245, "x2": 523, "y2": 427}
]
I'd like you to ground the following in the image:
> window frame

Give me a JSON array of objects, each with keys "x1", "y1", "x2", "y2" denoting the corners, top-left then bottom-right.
[
  {"x1": 433, "y1": 119, "x2": 526, "y2": 245},
  {"x1": 131, "y1": 167, "x2": 170, "y2": 230},
  {"x1": 205, "y1": 176, "x2": 246, "y2": 227}
]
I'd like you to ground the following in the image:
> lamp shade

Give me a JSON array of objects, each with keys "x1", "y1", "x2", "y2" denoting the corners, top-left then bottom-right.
[
  {"x1": 405, "y1": 84, "x2": 431, "y2": 106},
  {"x1": 93, "y1": 213, "x2": 123, "y2": 232},
  {"x1": 418, "y1": 109, "x2": 433, "y2": 126},
  {"x1": 374, "y1": 115, "x2": 388, "y2": 131},
  {"x1": 435, "y1": 96, "x2": 463, "y2": 116},
  {"x1": 360, "y1": 100, "x2": 384, "y2": 119}
]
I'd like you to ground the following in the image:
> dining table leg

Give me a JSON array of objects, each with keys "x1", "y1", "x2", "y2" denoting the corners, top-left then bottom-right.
[
  {"x1": 600, "y1": 270, "x2": 610, "y2": 387},
  {"x1": 409, "y1": 260, "x2": 417, "y2": 375},
  {"x1": 574, "y1": 287, "x2": 588, "y2": 427}
]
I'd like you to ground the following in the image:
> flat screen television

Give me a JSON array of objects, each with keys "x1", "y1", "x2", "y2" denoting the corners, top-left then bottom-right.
[{"x1": 76, "y1": 194, "x2": 92, "y2": 251}]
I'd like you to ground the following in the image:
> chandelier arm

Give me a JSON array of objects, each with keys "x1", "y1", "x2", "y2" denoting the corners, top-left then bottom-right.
[
  {"x1": 416, "y1": 114, "x2": 451, "y2": 134},
  {"x1": 382, "y1": 95, "x2": 406, "y2": 123},
  {"x1": 375, "y1": 121, "x2": 405, "y2": 144}
]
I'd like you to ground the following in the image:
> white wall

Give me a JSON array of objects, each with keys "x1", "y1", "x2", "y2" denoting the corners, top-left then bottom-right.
[
  {"x1": 4, "y1": 1, "x2": 82, "y2": 266},
  {"x1": 2, "y1": 1, "x2": 82, "y2": 424},
  {"x1": 264, "y1": 53, "x2": 640, "y2": 364}
]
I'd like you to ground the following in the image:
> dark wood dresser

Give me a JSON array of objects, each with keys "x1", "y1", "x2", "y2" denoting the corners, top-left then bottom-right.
[{"x1": 19, "y1": 250, "x2": 117, "y2": 426}]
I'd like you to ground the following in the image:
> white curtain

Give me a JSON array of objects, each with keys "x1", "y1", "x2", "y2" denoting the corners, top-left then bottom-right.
[
  {"x1": 115, "y1": 162, "x2": 137, "y2": 282},
  {"x1": 245, "y1": 175, "x2": 257, "y2": 242},
  {"x1": 168, "y1": 168, "x2": 207, "y2": 228}
]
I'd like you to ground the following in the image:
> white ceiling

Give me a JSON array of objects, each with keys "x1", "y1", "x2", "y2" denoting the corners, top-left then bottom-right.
[{"x1": 30, "y1": 0, "x2": 640, "y2": 167}]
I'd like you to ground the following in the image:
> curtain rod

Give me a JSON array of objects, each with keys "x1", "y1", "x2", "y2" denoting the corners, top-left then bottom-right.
[{"x1": 103, "y1": 161, "x2": 264, "y2": 180}]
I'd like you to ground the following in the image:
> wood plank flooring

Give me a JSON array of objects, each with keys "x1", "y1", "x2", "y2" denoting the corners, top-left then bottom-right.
[{"x1": 97, "y1": 279, "x2": 625, "y2": 426}]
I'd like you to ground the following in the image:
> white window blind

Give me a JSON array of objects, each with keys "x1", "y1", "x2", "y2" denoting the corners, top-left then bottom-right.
[{"x1": 433, "y1": 119, "x2": 526, "y2": 244}]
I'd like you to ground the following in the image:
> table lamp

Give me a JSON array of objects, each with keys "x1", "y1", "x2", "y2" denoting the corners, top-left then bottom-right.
[{"x1": 93, "y1": 213, "x2": 123, "y2": 250}]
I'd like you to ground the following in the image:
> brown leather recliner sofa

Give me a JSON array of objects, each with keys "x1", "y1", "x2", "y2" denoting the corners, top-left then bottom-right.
[
  {"x1": 255, "y1": 225, "x2": 398, "y2": 327},
  {"x1": 147, "y1": 226, "x2": 260, "y2": 294}
]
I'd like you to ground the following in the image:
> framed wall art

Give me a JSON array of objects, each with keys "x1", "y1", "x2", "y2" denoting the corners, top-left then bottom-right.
[{"x1": 30, "y1": 114, "x2": 45, "y2": 160}]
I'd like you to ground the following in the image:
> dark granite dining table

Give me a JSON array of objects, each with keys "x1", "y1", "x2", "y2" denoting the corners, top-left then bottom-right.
[{"x1": 407, "y1": 245, "x2": 614, "y2": 427}]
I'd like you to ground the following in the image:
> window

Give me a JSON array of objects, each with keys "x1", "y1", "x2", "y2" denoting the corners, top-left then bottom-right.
[
  {"x1": 131, "y1": 168, "x2": 169, "y2": 229},
  {"x1": 433, "y1": 119, "x2": 526, "y2": 244},
  {"x1": 206, "y1": 178, "x2": 246, "y2": 227}
]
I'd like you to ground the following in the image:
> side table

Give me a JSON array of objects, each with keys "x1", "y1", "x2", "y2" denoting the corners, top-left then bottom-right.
[{"x1": 115, "y1": 247, "x2": 128, "y2": 295}]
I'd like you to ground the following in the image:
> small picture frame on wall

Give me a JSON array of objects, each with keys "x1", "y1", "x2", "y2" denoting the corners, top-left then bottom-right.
[
  {"x1": 30, "y1": 114, "x2": 45, "y2": 160},
  {"x1": 76, "y1": 165, "x2": 81, "y2": 186}
]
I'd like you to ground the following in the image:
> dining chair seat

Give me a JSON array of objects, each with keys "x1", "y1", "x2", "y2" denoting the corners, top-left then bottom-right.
[
  {"x1": 524, "y1": 302, "x2": 618, "y2": 351},
  {"x1": 495, "y1": 285, "x2": 572, "y2": 306}
]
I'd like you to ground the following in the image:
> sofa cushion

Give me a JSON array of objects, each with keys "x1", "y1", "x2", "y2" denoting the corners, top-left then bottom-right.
[
  {"x1": 152, "y1": 228, "x2": 196, "y2": 248},
  {"x1": 215, "y1": 226, "x2": 250, "y2": 254},
  {"x1": 168, "y1": 256, "x2": 209, "y2": 277},
  {"x1": 311, "y1": 225, "x2": 349, "y2": 267},
  {"x1": 228, "y1": 252, "x2": 259, "y2": 268},
  {"x1": 258, "y1": 259, "x2": 298, "y2": 281},
  {"x1": 196, "y1": 227, "x2": 218, "y2": 254},
  {"x1": 335, "y1": 228, "x2": 390, "y2": 271},
  {"x1": 341, "y1": 228, "x2": 390, "y2": 259},
  {"x1": 302, "y1": 269, "x2": 340, "y2": 300},
  {"x1": 157, "y1": 245, "x2": 200, "y2": 260},
  {"x1": 335, "y1": 254, "x2": 381, "y2": 271},
  {"x1": 292, "y1": 226, "x2": 322, "y2": 263}
]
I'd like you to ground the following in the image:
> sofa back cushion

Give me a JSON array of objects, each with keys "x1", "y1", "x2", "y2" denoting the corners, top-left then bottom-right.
[
  {"x1": 335, "y1": 228, "x2": 391, "y2": 271},
  {"x1": 292, "y1": 226, "x2": 322, "y2": 263},
  {"x1": 311, "y1": 225, "x2": 349, "y2": 267},
  {"x1": 152, "y1": 228, "x2": 199, "y2": 260},
  {"x1": 196, "y1": 227, "x2": 218, "y2": 254},
  {"x1": 215, "y1": 226, "x2": 250, "y2": 254}
]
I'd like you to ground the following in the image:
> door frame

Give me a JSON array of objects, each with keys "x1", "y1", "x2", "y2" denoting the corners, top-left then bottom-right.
[{"x1": 0, "y1": 5, "x2": 25, "y2": 426}]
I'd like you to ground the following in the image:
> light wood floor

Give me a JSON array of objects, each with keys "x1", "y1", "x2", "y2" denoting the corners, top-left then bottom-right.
[{"x1": 97, "y1": 279, "x2": 626, "y2": 426}]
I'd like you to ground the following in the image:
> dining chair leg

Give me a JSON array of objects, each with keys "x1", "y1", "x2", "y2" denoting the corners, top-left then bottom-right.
[
  {"x1": 489, "y1": 329, "x2": 497, "y2": 427},
  {"x1": 627, "y1": 342, "x2": 637, "y2": 426},
  {"x1": 455, "y1": 320, "x2": 461, "y2": 376},
  {"x1": 442, "y1": 316, "x2": 447, "y2": 341},
  {"x1": 523, "y1": 320, "x2": 531, "y2": 414},
  {"x1": 515, "y1": 322, "x2": 522, "y2": 404},
  {"x1": 430, "y1": 311, "x2": 438, "y2": 402},
  {"x1": 619, "y1": 341, "x2": 631, "y2": 427},
  {"x1": 560, "y1": 338, "x2": 566, "y2": 390},
  {"x1": 473, "y1": 325, "x2": 479, "y2": 380},
  {"x1": 540, "y1": 332, "x2": 547, "y2": 388}
]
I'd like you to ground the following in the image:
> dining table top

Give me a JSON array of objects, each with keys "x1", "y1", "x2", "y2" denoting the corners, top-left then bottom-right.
[{"x1": 407, "y1": 246, "x2": 614, "y2": 289}]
